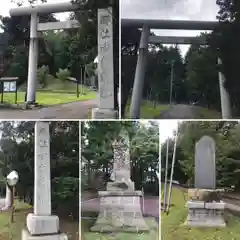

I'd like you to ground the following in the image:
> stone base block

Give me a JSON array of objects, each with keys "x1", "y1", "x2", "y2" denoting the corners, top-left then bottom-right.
[
  {"x1": 91, "y1": 108, "x2": 118, "y2": 119},
  {"x1": 185, "y1": 201, "x2": 226, "y2": 227},
  {"x1": 107, "y1": 181, "x2": 135, "y2": 191},
  {"x1": 91, "y1": 192, "x2": 149, "y2": 232},
  {"x1": 22, "y1": 229, "x2": 68, "y2": 240},
  {"x1": 26, "y1": 214, "x2": 59, "y2": 235},
  {"x1": 98, "y1": 190, "x2": 142, "y2": 197},
  {"x1": 188, "y1": 188, "x2": 222, "y2": 202}
]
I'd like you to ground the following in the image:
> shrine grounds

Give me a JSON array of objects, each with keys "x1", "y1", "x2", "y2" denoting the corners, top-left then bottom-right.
[
  {"x1": 162, "y1": 186, "x2": 240, "y2": 240},
  {"x1": 0, "y1": 201, "x2": 78, "y2": 240},
  {"x1": 124, "y1": 101, "x2": 221, "y2": 119},
  {"x1": 0, "y1": 84, "x2": 95, "y2": 107},
  {"x1": 81, "y1": 195, "x2": 159, "y2": 240}
]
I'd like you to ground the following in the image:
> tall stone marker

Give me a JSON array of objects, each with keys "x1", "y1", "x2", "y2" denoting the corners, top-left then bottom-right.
[
  {"x1": 22, "y1": 122, "x2": 68, "y2": 240},
  {"x1": 92, "y1": 8, "x2": 118, "y2": 119},
  {"x1": 110, "y1": 129, "x2": 132, "y2": 187},
  {"x1": 195, "y1": 136, "x2": 216, "y2": 189},
  {"x1": 91, "y1": 128, "x2": 149, "y2": 232},
  {"x1": 185, "y1": 135, "x2": 226, "y2": 227}
]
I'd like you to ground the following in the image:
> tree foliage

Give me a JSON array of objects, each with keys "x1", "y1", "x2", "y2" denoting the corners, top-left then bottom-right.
[
  {"x1": 81, "y1": 121, "x2": 159, "y2": 195},
  {"x1": 0, "y1": 121, "x2": 79, "y2": 219},
  {"x1": 162, "y1": 121, "x2": 240, "y2": 189}
]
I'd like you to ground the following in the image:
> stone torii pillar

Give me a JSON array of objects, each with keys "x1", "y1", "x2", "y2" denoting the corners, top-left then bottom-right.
[
  {"x1": 217, "y1": 57, "x2": 232, "y2": 119},
  {"x1": 9, "y1": 2, "x2": 81, "y2": 107},
  {"x1": 129, "y1": 25, "x2": 150, "y2": 119},
  {"x1": 27, "y1": 13, "x2": 39, "y2": 105}
]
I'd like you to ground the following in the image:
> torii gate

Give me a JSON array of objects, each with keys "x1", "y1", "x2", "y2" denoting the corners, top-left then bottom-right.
[
  {"x1": 10, "y1": 2, "x2": 117, "y2": 119},
  {"x1": 122, "y1": 18, "x2": 231, "y2": 119}
]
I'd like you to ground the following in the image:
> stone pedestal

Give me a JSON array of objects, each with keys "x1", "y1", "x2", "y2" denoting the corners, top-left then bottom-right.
[
  {"x1": 107, "y1": 181, "x2": 135, "y2": 191},
  {"x1": 22, "y1": 229, "x2": 68, "y2": 240},
  {"x1": 185, "y1": 200, "x2": 226, "y2": 227},
  {"x1": 91, "y1": 108, "x2": 118, "y2": 119},
  {"x1": 188, "y1": 188, "x2": 222, "y2": 202},
  {"x1": 91, "y1": 191, "x2": 149, "y2": 232},
  {"x1": 26, "y1": 214, "x2": 59, "y2": 235}
]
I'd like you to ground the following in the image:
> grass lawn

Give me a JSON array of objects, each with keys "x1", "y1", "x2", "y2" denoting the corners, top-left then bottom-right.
[
  {"x1": 162, "y1": 187, "x2": 240, "y2": 240},
  {"x1": 125, "y1": 101, "x2": 169, "y2": 119},
  {"x1": 0, "y1": 200, "x2": 78, "y2": 240},
  {"x1": 81, "y1": 212, "x2": 159, "y2": 240},
  {"x1": 0, "y1": 90, "x2": 96, "y2": 106},
  {"x1": 1, "y1": 81, "x2": 96, "y2": 106},
  {"x1": 196, "y1": 107, "x2": 221, "y2": 119}
]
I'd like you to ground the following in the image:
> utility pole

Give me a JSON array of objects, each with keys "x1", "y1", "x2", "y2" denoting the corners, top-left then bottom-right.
[
  {"x1": 163, "y1": 137, "x2": 169, "y2": 212},
  {"x1": 166, "y1": 128, "x2": 178, "y2": 214},
  {"x1": 169, "y1": 60, "x2": 174, "y2": 107}
]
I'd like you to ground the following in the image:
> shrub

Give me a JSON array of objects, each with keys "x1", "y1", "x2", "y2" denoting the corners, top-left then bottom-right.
[
  {"x1": 56, "y1": 68, "x2": 70, "y2": 82},
  {"x1": 37, "y1": 65, "x2": 49, "y2": 87},
  {"x1": 52, "y1": 176, "x2": 79, "y2": 220}
]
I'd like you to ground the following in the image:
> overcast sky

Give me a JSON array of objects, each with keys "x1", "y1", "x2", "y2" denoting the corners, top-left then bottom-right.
[
  {"x1": 160, "y1": 120, "x2": 179, "y2": 143},
  {"x1": 1, "y1": 0, "x2": 219, "y2": 56},
  {"x1": 121, "y1": 0, "x2": 219, "y2": 56},
  {"x1": 0, "y1": 0, "x2": 69, "y2": 20}
]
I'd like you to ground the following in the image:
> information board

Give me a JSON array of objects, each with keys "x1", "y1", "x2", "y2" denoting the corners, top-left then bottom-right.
[{"x1": 3, "y1": 81, "x2": 17, "y2": 92}]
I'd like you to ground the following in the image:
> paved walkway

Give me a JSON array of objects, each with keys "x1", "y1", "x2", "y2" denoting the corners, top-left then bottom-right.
[
  {"x1": 81, "y1": 196, "x2": 159, "y2": 217},
  {"x1": 158, "y1": 104, "x2": 198, "y2": 119},
  {"x1": 0, "y1": 99, "x2": 97, "y2": 119}
]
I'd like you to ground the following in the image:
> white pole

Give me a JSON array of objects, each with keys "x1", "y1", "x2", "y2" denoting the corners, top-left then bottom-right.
[
  {"x1": 218, "y1": 57, "x2": 232, "y2": 119},
  {"x1": 169, "y1": 61, "x2": 174, "y2": 107},
  {"x1": 166, "y1": 128, "x2": 178, "y2": 214},
  {"x1": 26, "y1": 13, "x2": 39, "y2": 104},
  {"x1": 142, "y1": 187, "x2": 145, "y2": 214},
  {"x1": 163, "y1": 137, "x2": 169, "y2": 211}
]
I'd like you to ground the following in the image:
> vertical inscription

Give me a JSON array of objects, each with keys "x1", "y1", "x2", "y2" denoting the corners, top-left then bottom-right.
[
  {"x1": 98, "y1": 8, "x2": 114, "y2": 108},
  {"x1": 34, "y1": 122, "x2": 51, "y2": 215}
]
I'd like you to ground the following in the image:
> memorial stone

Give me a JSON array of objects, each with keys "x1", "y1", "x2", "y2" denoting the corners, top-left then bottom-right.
[
  {"x1": 195, "y1": 136, "x2": 216, "y2": 189},
  {"x1": 22, "y1": 122, "x2": 67, "y2": 240},
  {"x1": 185, "y1": 136, "x2": 226, "y2": 227},
  {"x1": 91, "y1": 129, "x2": 149, "y2": 232},
  {"x1": 91, "y1": 8, "x2": 117, "y2": 119}
]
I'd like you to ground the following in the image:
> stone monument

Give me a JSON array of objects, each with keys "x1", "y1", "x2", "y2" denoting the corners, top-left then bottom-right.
[
  {"x1": 91, "y1": 8, "x2": 118, "y2": 119},
  {"x1": 91, "y1": 129, "x2": 149, "y2": 232},
  {"x1": 185, "y1": 136, "x2": 226, "y2": 227},
  {"x1": 22, "y1": 122, "x2": 68, "y2": 240}
]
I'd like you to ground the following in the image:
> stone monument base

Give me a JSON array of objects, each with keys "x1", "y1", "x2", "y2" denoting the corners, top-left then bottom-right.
[
  {"x1": 27, "y1": 214, "x2": 59, "y2": 235},
  {"x1": 91, "y1": 108, "x2": 118, "y2": 119},
  {"x1": 185, "y1": 200, "x2": 226, "y2": 227},
  {"x1": 91, "y1": 191, "x2": 149, "y2": 232},
  {"x1": 188, "y1": 188, "x2": 223, "y2": 202},
  {"x1": 22, "y1": 229, "x2": 68, "y2": 240}
]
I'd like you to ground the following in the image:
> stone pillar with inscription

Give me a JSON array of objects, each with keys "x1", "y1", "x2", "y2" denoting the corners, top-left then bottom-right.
[
  {"x1": 22, "y1": 122, "x2": 68, "y2": 240},
  {"x1": 185, "y1": 136, "x2": 226, "y2": 227},
  {"x1": 91, "y1": 129, "x2": 149, "y2": 232},
  {"x1": 91, "y1": 8, "x2": 118, "y2": 119}
]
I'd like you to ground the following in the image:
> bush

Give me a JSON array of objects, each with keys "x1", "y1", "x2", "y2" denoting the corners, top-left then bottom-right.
[
  {"x1": 52, "y1": 176, "x2": 79, "y2": 220},
  {"x1": 37, "y1": 65, "x2": 49, "y2": 87},
  {"x1": 56, "y1": 68, "x2": 70, "y2": 82}
]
